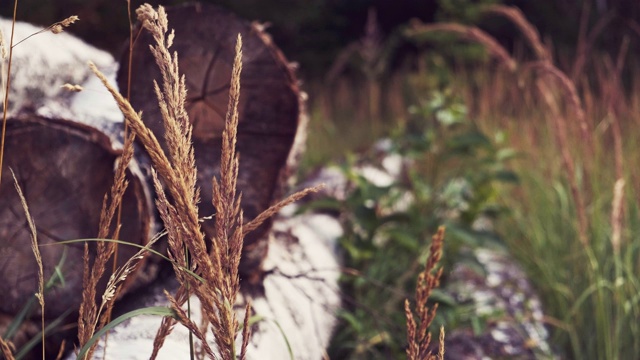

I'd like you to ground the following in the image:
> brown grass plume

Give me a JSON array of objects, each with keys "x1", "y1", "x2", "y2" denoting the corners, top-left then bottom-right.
[{"x1": 404, "y1": 226, "x2": 445, "y2": 360}]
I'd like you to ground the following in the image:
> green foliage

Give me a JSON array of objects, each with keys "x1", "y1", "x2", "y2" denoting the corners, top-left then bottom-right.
[{"x1": 325, "y1": 90, "x2": 517, "y2": 359}]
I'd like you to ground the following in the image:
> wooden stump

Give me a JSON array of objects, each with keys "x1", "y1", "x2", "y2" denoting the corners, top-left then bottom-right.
[
  {"x1": 118, "y1": 3, "x2": 302, "y2": 280},
  {"x1": 0, "y1": 115, "x2": 152, "y2": 319}
]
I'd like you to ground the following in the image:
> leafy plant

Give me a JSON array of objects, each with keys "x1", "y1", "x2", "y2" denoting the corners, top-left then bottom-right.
[{"x1": 325, "y1": 89, "x2": 517, "y2": 359}]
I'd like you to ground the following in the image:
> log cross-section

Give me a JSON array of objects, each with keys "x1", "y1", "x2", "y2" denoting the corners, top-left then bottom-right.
[{"x1": 0, "y1": 115, "x2": 151, "y2": 319}]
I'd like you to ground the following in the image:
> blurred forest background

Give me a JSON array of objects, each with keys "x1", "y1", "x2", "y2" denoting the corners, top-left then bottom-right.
[
  {"x1": 2, "y1": 0, "x2": 639, "y2": 79},
  {"x1": 4, "y1": 0, "x2": 639, "y2": 159}
]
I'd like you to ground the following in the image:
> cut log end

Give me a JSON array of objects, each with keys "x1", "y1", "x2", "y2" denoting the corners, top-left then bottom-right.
[{"x1": 0, "y1": 115, "x2": 152, "y2": 319}]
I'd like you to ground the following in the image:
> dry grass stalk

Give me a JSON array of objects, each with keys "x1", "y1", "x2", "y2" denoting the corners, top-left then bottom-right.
[
  {"x1": 608, "y1": 38, "x2": 629, "y2": 172},
  {"x1": 604, "y1": 42, "x2": 627, "y2": 256},
  {"x1": 0, "y1": 336, "x2": 15, "y2": 360},
  {"x1": 438, "y1": 326, "x2": 445, "y2": 359},
  {"x1": 150, "y1": 311, "x2": 178, "y2": 360},
  {"x1": 536, "y1": 80, "x2": 589, "y2": 247},
  {"x1": 85, "y1": 4, "x2": 202, "y2": 358},
  {"x1": 570, "y1": 4, "x2": 614, "y2": 81},
  {"x1": 89, "y1": 63, "x2": 178, "y2": 205},
  {"x1": 164, "y1": 290, "x2": 216, "y2": 358},
  {"x1": 611, "y1": 178, "x2": 625, "y2": 255},
  {"x1": 202, "y1": 32, "x2": 249, "y2": 360},
  {"x1": 11, "y1": 169, "x2": 45, "y2": 359},
  {"x1": 211, "y1": 32, "x2": 244, "y2": 307},
  {"x1": 482, "y1": 7, "x2": 597, "y2": 247},
  {"x1": 55, "y1": 340, "x2": 67, "y2": 360},
  {"x1": 482, "y1": 5, "x2": 594, "y2": 155},
  {"x1": 197, "y1": 306, "x2": 212, "y2": 360},
  {"x1": 91, "y1": 4, "x2": 317, "y2": 358},
  {"x1": 407, "y1": 22, "x2": 517, "y2": 71},
  {"x1": 0, "y1": 0, "x2": 18, "y2": 188},
  {"x1": 98, "y1": 129, "x2": 136, "y2": 359},
  {"x1": 149, "y1": 169, "x2": 201, "y2": 359},
  {"x1": 526, "y1": 61, "x2": 591, "y2": 147},
  {"x1": 404, "y1": 226, "x2": 445, "y2": 360},
  {"x1": 572, "y1": 2, "x2": 591, "y2": 81},
  {"x1": 243, "y1": 184, "x2": 324, "y2": 235},
  {"x1": 98, "y1": 132, "x2": 136, "y2": 241},
  {"x1": 126, "y1": 5, "x2": 220, "y2": 357},
  {"x1": 98, "y1": 232, "x2": 160, "y2": 324},
  {"x1": 50, "y1": 15, "x2": 79, "y2": 34},
  {"x1": 11, "y1": 16, "x2": 80, "y2": 49},
  {"x1": 91, "y1": 4, "x2": 241, "y2": 358},
  {"x1": 77, "y1": 131, "x2": 136, "y2": 358},
  {"x1": 483, "y1": 5, "x2": 550, "y2": 62},
  {"x1": 240, "y1": 302, "x2": 251, "y2": 360}
]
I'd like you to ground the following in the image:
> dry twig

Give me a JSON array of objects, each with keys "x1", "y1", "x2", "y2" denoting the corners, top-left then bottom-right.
[{"x1": 11, "y1": 170, "x2": 45, "y2": 359}]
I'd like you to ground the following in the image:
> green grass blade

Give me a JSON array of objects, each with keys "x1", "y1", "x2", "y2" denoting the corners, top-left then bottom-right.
[
  {"x1": 75, "y1": 306, "x2": 177, "y2": 360},
  {"x1": 54, "y1": 238, "x2": 204, "y2": 282},
  {"x1": 4, "y1": 296, "x2": 37, "y2": 340}
]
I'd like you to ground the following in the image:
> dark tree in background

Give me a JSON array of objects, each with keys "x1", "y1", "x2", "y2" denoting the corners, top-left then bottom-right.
[
  {"x1": 0, "y1": 0, "x2": 639, "y2": 78},
  {"x1": 0, "y1": 0, "x2": 436, "y2": 78},
  {"x1": 509, "y1": 0, "x2": 640, "y2": 49}
]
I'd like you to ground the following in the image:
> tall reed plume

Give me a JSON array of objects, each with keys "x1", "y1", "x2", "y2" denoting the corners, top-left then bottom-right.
[
  {"x1": 76, "y1": 125, "x2": 142, "y2": 359},
  {"x1": 404, "y1": 226, "x2": 445, "y2": 360},
  {"x1": 88, "y1": 4, "x2": 320, "y2": 359}
]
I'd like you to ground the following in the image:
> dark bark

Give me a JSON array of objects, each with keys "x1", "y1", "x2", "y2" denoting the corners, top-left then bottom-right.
[{"x1": 0, "y1": 115, "x2": 152, "y2": 319}]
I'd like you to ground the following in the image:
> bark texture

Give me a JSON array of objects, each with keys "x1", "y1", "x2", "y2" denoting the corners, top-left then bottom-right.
[{"x1": 0, "y1": 115, "x2": 152, "y2": 318}]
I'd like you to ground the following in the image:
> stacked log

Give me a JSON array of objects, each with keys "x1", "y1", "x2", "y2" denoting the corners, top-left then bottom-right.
[
  {"x1": 118, "y1": 3, "x2": 302, "y2": 281},
  {"x1": 0, "y1": 115, "x2": 152, "y2": 318}
]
